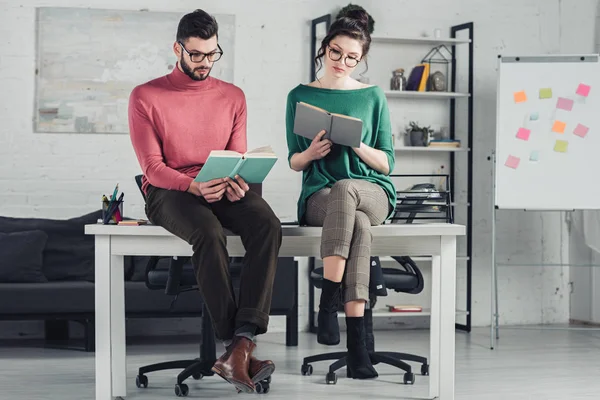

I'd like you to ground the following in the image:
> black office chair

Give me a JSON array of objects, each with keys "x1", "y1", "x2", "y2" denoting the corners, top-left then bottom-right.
[
  {"x1": 132, "y1": 175, "x2": 273, "y2": 396},
  {"x1": 300, "y1": 255, "x2": 428, "y2": 385}
]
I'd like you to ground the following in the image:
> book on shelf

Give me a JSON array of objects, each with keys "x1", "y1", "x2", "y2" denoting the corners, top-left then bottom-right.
[
  {"x1": 293, "y1": 101, "x2": 363, "y2": 148},
  {"x1": 386, "y1": 304, "x2": 423, "y2": 313},
  {"x1": 194, "y1": 146, "x2": 278, "y2": 184},
  {"x1": 428, "y1": 139, "x2": 461, "y2": 148},
  {"x1": 406, "y1": 63, "x2": 430, "y2": 91}
]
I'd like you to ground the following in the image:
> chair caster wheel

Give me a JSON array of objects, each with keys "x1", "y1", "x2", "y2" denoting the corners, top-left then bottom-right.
[
  {"x1": 301, "y1": 364, "x2": 313, "y2": 376},
  {"x1": 135, "y1": 374, "x2": 148, "y2": 388},
  {"x1": 325, "y1": 372, "x2": 337, "y2": 385},
  {"x1": 403, "y1": 372, "x2": 415, "y2": 385},
  {"x1": 256, "y1": 380, "x2": 270, "y2": 394},
  {"x1": 421, "y1": 364, "x2": 429, "y2": 376},
  {"x1": 192, "y1": 372, "x2": 203, "y2": 380},
  {"x1": 175, "y1": 383, "x2": 189, "y2": 397}
]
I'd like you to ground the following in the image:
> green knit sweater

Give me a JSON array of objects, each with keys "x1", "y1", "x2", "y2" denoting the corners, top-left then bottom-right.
[{"x1": 285, "y1": 84, "x2": 396, "y2": 224}]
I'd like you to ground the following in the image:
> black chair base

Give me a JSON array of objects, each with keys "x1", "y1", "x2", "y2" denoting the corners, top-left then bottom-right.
[
  {"x1": 134, "y1": 304, "x2": 220, "y2": 397},
  {"x1": 300, "y1": 310, "x2": 428, "y2": 386},
  {"x1": 301, "y1": 350, "x2": 426, "y2": 385},
  {"x1": 136, "y1": 358, "x2": 216, "y2": 397},
  {"x1": 133, "y1": 303, "x2": 273, "y2": 397}
]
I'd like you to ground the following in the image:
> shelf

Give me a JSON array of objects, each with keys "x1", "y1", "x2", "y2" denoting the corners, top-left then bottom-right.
[
  {"x1": 316, "y1": 35, "x2": 471, "y2": 46},
  {"x1": 372, "y1": 36, "x2": 471, "y2": 46},
  {"x1": 385, "y1": 90, "x2": 470, "y2": 99},
  {"x1": 380, "y1": 256, "x2": 470, "y2": 263},
  {"x1": 335, "y1": 308, "x2": 470, "y2": 318},
  {"x1": 394, "y1": 146, "x2": 469, "y2": 152}
]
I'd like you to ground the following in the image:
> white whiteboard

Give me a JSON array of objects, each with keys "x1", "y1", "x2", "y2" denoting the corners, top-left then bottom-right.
[{"x1": 495, "y1": 55, "x2": 600, "y2": 210}]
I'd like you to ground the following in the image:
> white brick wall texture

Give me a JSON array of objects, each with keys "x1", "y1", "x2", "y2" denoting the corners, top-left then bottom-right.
[{"x1": 0, "y1": 0, "x2": 597, "y2": 338}]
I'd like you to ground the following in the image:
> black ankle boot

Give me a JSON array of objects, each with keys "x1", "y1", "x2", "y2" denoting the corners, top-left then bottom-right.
[
  {"x1": 317, "y1": 279, "x2": 342, "y2": 345},
  {"x1": 345, "y1": 316, "x2": 378, "y2": 379}
]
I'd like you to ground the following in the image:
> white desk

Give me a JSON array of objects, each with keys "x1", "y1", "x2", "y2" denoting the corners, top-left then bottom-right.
[{"x1": 85, "y1": 222, "x2": 465, "y2": 400}]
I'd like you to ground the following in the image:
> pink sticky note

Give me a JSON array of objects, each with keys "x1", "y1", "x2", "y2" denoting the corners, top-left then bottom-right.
[
  {"x1": 556, "y1": 97, "x2": 574, "y2": 111},
  {"x1": 516, "y1": 127, "x2": 531, "y2": 141},
  {"x1": 576, "y1": 83, "x2": 591, "y2": 97},
  {"x1": 573, "y1": 123, "x2": 589, "y2": 138},
  {"x1": 505, "y1": 155, "x2": 520, "y2": 169}
]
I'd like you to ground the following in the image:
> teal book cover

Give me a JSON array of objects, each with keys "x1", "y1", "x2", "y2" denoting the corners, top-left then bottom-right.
[
  {"x1": 194, "y1": 146, "x2": 278, "y2": 184},
  {"x1": 236, "y1": 157, "x2": 278, "y2": 183},
  {"x1": 194, "y1": 156, "x2": 242, "y2": 183}
]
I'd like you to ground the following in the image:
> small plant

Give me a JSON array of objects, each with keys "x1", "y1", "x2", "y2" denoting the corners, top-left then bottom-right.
[
  {"x1": 406, "y1": 121, "x2": 433, "y2": 146},
  {"x1": 408, "y1": 121, "x2": 433, "y2": 134}
]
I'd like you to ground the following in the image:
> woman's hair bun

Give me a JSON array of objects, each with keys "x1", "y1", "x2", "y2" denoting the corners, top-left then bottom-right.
[{"x1": 335, "y1": 4, "x2": 374, "y2": 34}]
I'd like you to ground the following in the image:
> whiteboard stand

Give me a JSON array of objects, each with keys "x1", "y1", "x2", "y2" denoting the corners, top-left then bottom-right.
[{"x1": 491, "y1": 54, "x2": 600, "y2": 350}]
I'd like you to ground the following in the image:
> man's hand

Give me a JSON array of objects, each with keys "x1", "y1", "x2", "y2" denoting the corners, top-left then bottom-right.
[
  {"x1": 188, "y1": 178, "x2": 228, "y2": 203},
  {"x1": 304, "y1": 130, "x2": 332, "y2": 161},
  {"x1": 225, "y1": 175, "x2": 249, "y2": 202}
]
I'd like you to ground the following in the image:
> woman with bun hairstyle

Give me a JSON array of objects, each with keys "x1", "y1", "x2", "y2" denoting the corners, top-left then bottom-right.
[{"x1": 285, "y1": 6, "x2": 395, "y2": 379}]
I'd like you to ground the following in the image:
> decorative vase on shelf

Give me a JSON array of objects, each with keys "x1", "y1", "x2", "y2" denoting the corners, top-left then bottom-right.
[
  {"x1": 410, "y1": 130, "x2": 426, "y2": 146},
  {"x1": 390, "y1": 68, "x2": 406, "y2": 91}
]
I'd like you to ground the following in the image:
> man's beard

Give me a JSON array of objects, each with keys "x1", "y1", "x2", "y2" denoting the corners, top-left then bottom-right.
[{"x1": 180, "y1": 55, "x2": 212, "y2": 81}]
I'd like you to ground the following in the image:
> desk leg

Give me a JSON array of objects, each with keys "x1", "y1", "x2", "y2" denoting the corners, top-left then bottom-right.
[
  {"x1": 439, "y1": 236, "x2": 457, "y2": 400},
  {"x1": 429, "y1": 251, "x2": 441, "y2": 399},
  {"x1": 95, "y1": 236, "x2": 113, "y2": 400},
  {"x1": 111, "y1": 254, "x2": 126, "y2": 397}
]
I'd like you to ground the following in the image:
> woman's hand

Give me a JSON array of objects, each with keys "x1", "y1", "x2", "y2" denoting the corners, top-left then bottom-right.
[
  {"x1": 305, "y1": 130, "x2": 332, "y2": 161},
  {"x1": 290, "y1": 130, "x2": 332, "y2": 171}
]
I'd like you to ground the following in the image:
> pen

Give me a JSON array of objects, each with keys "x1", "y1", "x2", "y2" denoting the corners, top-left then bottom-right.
[
  {"x1": 104, "y1": 184, "x2": 119, "y2": 221},
  {"x1": 110, "y1": 184, "x2": 119, "y2": 201},
  {"x1": 104, "y1": 192, "x2": 124, "y2": 224}
]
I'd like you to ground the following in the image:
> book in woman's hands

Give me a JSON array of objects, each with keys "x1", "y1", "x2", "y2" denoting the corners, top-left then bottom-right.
[
  {"x1": 194, "y1": 146, "x2": 278, "y2": 184},
  {"x1": 293, "y1": 102, "x2": 363, "y2": 148}
]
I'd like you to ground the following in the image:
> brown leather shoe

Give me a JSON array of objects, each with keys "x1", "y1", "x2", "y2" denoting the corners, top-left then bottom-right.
[
  {"x1": 249, "y1": 356, "x2": 275, "y2": 384},
  {"x1": 211, "y1": 336, "x2": 256, "y2": 393}
]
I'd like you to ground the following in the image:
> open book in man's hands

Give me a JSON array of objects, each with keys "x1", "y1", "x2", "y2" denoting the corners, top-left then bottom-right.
[
  {"x1": 194, "y1": 146, "x2": 278, "y2": 184},
  {"x1": 293, "y1": 102, "x2": 363, "y2": 148}
]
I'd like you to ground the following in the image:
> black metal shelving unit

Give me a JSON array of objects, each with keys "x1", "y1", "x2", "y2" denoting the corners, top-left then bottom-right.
[{"x1": 308, "y1": 15, "x2": 474, "y2": 333}]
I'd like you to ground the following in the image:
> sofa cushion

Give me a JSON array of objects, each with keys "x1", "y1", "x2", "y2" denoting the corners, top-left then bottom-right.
[
  {"x1": 0, "y1": 210, "x2": 102, "y2": 281},
  {"x1": 0, "y1": 281, "x2": 95, "y2": 314},
  {"x1": 0, "y1": 230, "x2": 48, "y2": 283}
]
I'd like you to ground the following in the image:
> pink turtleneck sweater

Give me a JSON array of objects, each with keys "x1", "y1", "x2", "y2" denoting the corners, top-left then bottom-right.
[{"x1": 128, "y1": 65, "x2": 247, "y2": 194}]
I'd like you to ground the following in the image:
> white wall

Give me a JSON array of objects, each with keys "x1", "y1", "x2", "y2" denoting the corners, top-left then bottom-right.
[{"x1": 0, "y1": 0, "x2": 597, "y2": 338}]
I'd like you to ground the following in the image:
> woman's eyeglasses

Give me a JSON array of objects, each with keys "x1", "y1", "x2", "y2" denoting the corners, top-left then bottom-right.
[
  {"x1": 327, "y1": 46, "x2": 360, "y2": 68},
  {"x1": 178, "y1": 41, "x2": 223, "y2": 63}
]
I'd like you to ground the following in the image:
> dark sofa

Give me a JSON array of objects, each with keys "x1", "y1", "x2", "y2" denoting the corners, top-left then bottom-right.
[{"x1": 0, "y1": 210, "x2": 298, "y2": 351}]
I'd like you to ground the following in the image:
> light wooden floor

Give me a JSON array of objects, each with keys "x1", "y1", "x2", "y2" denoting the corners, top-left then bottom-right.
[{"x1": 0, "y1": 327, "x2": 599, "y2": 400}]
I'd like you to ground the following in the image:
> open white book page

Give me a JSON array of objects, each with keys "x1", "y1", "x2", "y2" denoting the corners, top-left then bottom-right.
[
  {"x1": 331, "y1": 112, "x2": 361, "y2": 122},
  {"x1": 244, "y1": 145, "x2": 276, "y2": 158},
  {"x1": 298, "y1": 101, "x2": 328, "y2": 114},
  {"x1": 208, "y1": 150, "x2": 243, "y2": 158}
]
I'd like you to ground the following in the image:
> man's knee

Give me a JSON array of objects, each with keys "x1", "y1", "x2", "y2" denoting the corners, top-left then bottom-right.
[
  {"x1": 246, "y1": 195, "x2": 282, "y2": 238},
  {"x1": 189, "y1": 223, "x2": 226, "y2": 248},
  {"x1": 258, "y1": 209, "x2": 282, "y2": 240}
]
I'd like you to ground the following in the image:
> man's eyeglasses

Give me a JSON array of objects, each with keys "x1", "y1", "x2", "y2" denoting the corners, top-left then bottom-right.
[
  {"x1": 178, "y1": 41, "x2": 223, "y2": 63},
  {"x1": 327, "y1": 46, "x2": 360, "y2": 68}
]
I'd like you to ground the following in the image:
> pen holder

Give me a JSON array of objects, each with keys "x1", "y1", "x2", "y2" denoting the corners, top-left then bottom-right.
[{"x1": 102, "y1": 200, "x2": 124, "y2": 225}]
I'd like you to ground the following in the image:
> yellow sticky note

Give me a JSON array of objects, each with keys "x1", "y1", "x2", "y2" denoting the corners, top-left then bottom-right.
[
  {"x1": 539, "y1": 88, "x2": 552, "y2": 99},
  {"x1": 514, "y1": 91, "x2": 527, "y2": 103},
  {"x1": 554, "y1": 140, "x2": 568, "y2": 153},
  {"x1": 552, "y1": 120, "x2": 566, "y2": 134}
]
